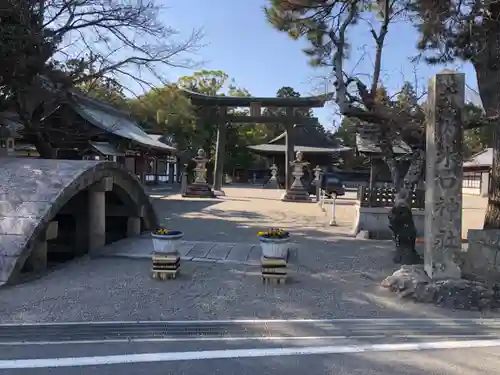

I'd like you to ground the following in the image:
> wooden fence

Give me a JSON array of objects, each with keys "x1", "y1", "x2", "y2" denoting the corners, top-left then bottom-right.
[{"x1": 356, "y1": 186, "x2": 425, "y2": 209}]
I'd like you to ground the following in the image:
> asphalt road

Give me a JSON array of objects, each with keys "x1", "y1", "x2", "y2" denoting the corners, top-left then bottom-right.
[
  {"x1": 1, "y1": 320, "x2": 500, "y2": 374},
  {"x1": 1, "y1": 338, "x2": 500, "y2": 375}
]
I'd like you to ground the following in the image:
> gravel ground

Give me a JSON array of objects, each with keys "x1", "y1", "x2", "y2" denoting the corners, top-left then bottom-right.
[
  {"x1": 2, "y1": 237, "x2": 500, "y2": 323},
  {"x1": 0, "y1": 187, "x2": 495, "y2": 323}
]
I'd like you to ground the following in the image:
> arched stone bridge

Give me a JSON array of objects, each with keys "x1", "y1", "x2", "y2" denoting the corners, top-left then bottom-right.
[{"x1": 0, "y1": 158, "x2": 158, "y2": 286}]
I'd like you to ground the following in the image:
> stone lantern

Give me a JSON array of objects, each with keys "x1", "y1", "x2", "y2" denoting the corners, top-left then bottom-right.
[
  {"x1": 281, "y1": 151, "x2": 311, "y2": 202},
  {"x1": 264, "y1": 164, "x2": 280, "y2": 189},
  {"x1": 182, "y1": 149, "x2": 215, "y2": 198}
]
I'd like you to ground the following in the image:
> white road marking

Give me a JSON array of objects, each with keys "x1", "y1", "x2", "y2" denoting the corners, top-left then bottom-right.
[
  {"x1": 2, "y1": 318, "x2": 500, "y2": 326},
  {"x1": 1, "y1": 339, "x2": 500, "y2": 369},
  {"x1": 1, "y1": 334, "x2": 499, "y2": 346}
]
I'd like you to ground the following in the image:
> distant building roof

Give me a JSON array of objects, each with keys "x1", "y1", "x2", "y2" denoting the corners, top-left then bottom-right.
[
  {"x1": 356, "y1": 133, "x2": 412, "y2": 154},
  {"x1": 69, "y1": 93, "x2": 176, "y2": 152},
  {"x1": 464, "y1": 148, "x2": 493, "y2": 168},
  {"x1": 248, "y1": 126, "x2": 351, "y2": 154},
  {"x1": 248, "y1": 144, "x2": 351, "y2": 153},
  {"x1": 268, "y1": 126, "x2": 339, "y2": 148}
]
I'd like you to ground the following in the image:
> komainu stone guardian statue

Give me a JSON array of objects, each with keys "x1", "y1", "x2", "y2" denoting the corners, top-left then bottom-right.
[{"x1": 388, "y1": 199, "x2": 421, "y2": 265}]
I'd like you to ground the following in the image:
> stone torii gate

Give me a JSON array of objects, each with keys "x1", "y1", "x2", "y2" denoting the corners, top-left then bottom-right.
[{"x1": 177, "y1": 87, "x2": 331, "y2": 196}]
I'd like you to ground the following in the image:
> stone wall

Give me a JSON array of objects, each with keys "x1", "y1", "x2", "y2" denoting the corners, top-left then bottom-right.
[
  {"x1": 352, "y1": 205, "x2": 425, "y2": 239},
  {"x1": 463, "y1": 229, "x2": 500, "y2": 284},
  {"x1": 0, "y1": 158, "x2": 158, "y2": 286}
]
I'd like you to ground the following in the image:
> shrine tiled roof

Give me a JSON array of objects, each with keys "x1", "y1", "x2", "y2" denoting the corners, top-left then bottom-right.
[
  {"x1": 70, "y1": 93, "x2": 176, "y2": 152},
  {"x1": 0, "y1": 78, "x2": 176, "y2": 152},
  {"x1": 464, "y1": 148, "x2": 493, "y2": 168},
  {"x1": 248, "y1": 126, "x2": 351, "y2": 154}
]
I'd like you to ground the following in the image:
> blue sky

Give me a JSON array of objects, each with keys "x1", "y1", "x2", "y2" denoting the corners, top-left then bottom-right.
[{"x1": 140, "y1": 0, "x2": 481, "y2": 131}]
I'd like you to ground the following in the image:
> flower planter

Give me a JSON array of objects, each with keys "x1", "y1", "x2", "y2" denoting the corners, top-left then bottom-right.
[
  {"x1": 259, "y1": 236, "x2": 290, "y2": 259},
  {"x1": 152, "y1": 231, "x2": 184, "y2": 254}
]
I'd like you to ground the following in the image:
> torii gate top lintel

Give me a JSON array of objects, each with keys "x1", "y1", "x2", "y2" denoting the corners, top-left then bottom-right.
[{"x1": 177, "y1": 85, "x2": 332, "y2": 109}]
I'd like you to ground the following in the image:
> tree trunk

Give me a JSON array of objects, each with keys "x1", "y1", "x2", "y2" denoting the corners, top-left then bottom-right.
[
  {"x1": 477, "y1": 65, "x2": 500, "y2": 227},
  {"x1": 477, "y1": 6, "x2": 500, "y2": 229},
  {"x1": 15, "y1": 93, "x2": 56, "y2": 159},
  {"x1": 32, "y1": 133, "x2": 56, "y2": 158},
  {"x1": 23, "y1": 119, "x2": 55, "y2": 159},
  {"x1": 204, "y1": 136, "x2": 214, "y2": 185},
  {"x1": 483, "y1": 121, "x2": 500, "y2": 229}
]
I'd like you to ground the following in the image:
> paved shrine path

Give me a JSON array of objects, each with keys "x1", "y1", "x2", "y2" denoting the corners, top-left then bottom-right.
[
  {"x1": 149, "y1": 186, "x2": 355, "y2": 243},
  {"x1": 97, "y1": 187, "x2": 359, "y2": 264},
  {"x1": 150, "y1": 186, "x2": 488, "y2": 241}
]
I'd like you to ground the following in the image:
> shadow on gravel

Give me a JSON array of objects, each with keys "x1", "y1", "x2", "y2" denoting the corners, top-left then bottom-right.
[
  {"x1": 150, "y1": 197, "x2": 221, "y2": 219},
  {"x1": 151, "y1": 194, "x2": 355, "y2": 243}
]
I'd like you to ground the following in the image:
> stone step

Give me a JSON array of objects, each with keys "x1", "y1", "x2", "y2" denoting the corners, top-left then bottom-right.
[{"x1": 100, "y1": 237, "x2": 299, "y2": 266}]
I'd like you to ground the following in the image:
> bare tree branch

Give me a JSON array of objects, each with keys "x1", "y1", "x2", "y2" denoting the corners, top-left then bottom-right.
[{"x1": 1, "y1": 0, "x2": 204, "y2": 158}]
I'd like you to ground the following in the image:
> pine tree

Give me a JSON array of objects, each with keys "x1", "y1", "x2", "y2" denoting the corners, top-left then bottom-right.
[{"x1": 408, "y1": 0, "x2": 500, "y2": 227}]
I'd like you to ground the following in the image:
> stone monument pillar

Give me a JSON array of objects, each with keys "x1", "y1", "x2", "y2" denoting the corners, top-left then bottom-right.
[
  {"x1": 424, "y1": 69, "x2": 464, "y2": 280},
  {"x1": 281, "y1": 151, "x2": 311, "y2": 202},
  {"x1": 264, "y1": 164, "x2": 280, "y2": 189},
  {"x1": 183, "y1": 149, "x2": 215, "y2": 198}
]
